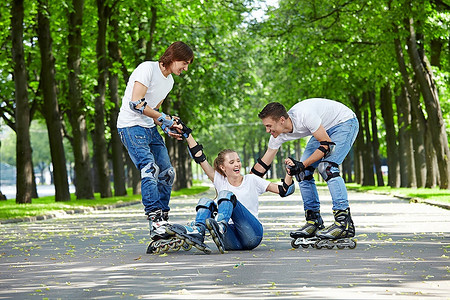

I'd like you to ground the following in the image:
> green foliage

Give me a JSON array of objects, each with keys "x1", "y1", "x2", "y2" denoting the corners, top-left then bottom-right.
[{"x1": 1, "y1": 0, "x2": 448, "y2": 194}]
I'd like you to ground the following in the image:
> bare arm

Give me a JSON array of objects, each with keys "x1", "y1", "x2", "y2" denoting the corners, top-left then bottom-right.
[
  {"x1": 186, "y1": 134, "x2": 215, "y2": 182},
  {"x1": 131, "y1": 81, "x2": 181, "y2": 139},
  {"x1": 131, "y1": 81, "x2": 161, "y2": 120},
  {"x1": 266, "y1": 172, "x2": 294, "y2": 194}
]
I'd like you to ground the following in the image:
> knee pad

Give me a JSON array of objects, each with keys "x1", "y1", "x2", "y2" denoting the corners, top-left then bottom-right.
[
  {"x1": 141, "y1": 162, "x2": 159, "y2": 181},
  {"x1": 217, "y1": 190, "x2": 237, "y2": 207},
  {"x1": 318, "y1": 161, "x2": 340, "y2": 182},
  {"x1": 196, "y1": 197, "x2": 218, "y2": 214},
  {"x1": 158, "y1": 167, "x2": 175, "y2": 186}
]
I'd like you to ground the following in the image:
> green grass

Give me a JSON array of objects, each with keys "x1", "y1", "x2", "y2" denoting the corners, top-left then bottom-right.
[
  {"x1": 346, "y1": 183, "x2": 450, "y2": 204},
  {"x1": 270, "y1": 176, "x2": 450, "y2": 205},
  {"x1": 0, "y1": 185, "x2": 210, "y2": 221}
]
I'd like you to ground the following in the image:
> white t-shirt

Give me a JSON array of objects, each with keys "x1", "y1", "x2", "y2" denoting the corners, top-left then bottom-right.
[
  {"x1": 268, "y1": 98, "x2": 356, "y2": 150},
  {"x1": 117, "y1": 61, "x2": 174, "y2": 128},
  {"x1": 213, "y1": 171, "x2": 270, "y2": 219}
]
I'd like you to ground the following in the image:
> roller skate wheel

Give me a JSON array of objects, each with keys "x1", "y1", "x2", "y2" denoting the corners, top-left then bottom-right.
[
  {"x1": 161, "y1": 244, "x2": 169, "y2": 252},
  {"x1": 337, "y1": 244, "x2": 345, "y2": 249},
  {"x1": 291, "y1": 240, "x2": 300, "y2": 249},
  {"x1": 172, "y1": 245, "x2": 181, "y2": 251},
  {"x1": 182, "y1": 243, "x2": 192, "y2": 251},
  {"x1": 349, "y1": 240, "x2": 357, "y2": 249},
  {"x1": 314, "y1": 241, "x2": 323, "y2": 249},
  {"x1": 175, "y1": 239, "x2": 184, "y2": 247},
  {"x1": 301, "y1": 244, "x2": 310, "y2": 249},
  {"x1": 146, "y1": 243, "x2": 155, "y2": 254}
]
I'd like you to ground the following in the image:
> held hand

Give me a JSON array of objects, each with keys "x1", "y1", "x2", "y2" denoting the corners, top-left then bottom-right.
[
  {"x1": 157, "y1": 112, "x2": 182, "y2": 139},
  {"x1": 285, "y1": 157, "x2": 306, "y2": 182},
  {"x1": 172, "y1": 117, "x2": 192, "y2": 139}
]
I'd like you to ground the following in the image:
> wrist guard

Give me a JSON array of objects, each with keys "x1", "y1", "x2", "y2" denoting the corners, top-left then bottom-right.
[
  {"x1": 287, "y1": 157, "x2": 306, "y2": 182},
  {"x1": 176, "y1": 118, "x2": 192, "y2": 138},
  {"x1": 157, "y1": 112, "x2": 176, "y2": 136},
  {"x1": 278, "y1": 179, "x2": 295, "y2": 197}
]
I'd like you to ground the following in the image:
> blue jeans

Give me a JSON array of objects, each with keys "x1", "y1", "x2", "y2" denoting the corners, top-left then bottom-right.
[
  {"x1": 299, "y1": 117, "x2": 359, "y2": 211},
  {"x1": 195, "y1": 196, "x2": 263, "y2": 251},
  {"x1": 118, "y1": 126, "x2": 174, "y2": 214}
]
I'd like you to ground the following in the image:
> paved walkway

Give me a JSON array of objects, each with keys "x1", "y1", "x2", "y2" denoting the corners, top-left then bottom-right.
[{"x1": 0, "y1": 187, "x2": 449, "y2": 299}]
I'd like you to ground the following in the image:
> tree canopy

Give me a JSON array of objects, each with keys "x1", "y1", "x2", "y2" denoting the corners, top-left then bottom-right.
[{"x1": 1, "y1": 0, "x2": 449, "y2": 203}]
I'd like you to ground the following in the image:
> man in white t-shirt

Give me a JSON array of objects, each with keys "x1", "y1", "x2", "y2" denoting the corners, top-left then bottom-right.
[
  {"x1": 117, "y1": 42, "x2": 194, "y2": 252},
  {"x1": 254, "y1": 99, "x2": 359, "y2": 247}
]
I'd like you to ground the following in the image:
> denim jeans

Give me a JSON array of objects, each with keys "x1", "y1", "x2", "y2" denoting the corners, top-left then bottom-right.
[
  {"x1": 195, "y1": 196, "x2": 263, "y2": 251},
  {"x1": 299, "y1": 117, "x2": 359, "y2": 211},
  {"x1": 118, "y1": 126, "x2": 174, "y2": 214}
]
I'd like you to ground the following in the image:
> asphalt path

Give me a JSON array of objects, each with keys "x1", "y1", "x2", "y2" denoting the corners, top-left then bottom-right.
[{"x1": 0, "y1": 187, "x2": 449, "y2": 299}]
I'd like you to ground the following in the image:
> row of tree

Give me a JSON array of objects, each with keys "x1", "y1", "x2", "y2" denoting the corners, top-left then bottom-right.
[{"x1": 1, "y1": 0, "x2": 449, "y2": 204}]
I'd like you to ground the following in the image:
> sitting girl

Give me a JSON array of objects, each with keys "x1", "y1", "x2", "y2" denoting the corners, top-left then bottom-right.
[{"x1": 167, "y1": 129, "x2": 295, "y2": 253}]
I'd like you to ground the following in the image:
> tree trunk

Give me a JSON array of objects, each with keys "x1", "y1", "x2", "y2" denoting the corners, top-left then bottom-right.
[
  {"x1": 93, "y1": 0, "x2": 112, "y2": 198},
  {"x1": 396, "y1": 85, "x2": 416, "y2": 188},
  {"x1": 145, "y1": 6, "x2": 157, "y2": 61},
  {"x1": 362, "y1": 109, "x2": 375, "y2": 186},
  {"x1": 37, "y1": 0, "x2": 71, "y2": 201},
  {"x1": 12, "y1": 0, "x2": 33, "y2": 204},
  {"x1": 393, "y1": 26, "x2": 424, "y2": 188},
  {"x1": 350, "y1": 96, "x2": 363, "y2": 185},
  {"x1": 368, "y1": 91, "x2": 384, "y2": 186},
  {"x1": 429, "y1": 38, "x2": 442, "y2": 68},
  {"x1": 409, "y1": 100, "x2": 427, "y2": 187},
  {"x1": 406, "y1": 18, "x2": 450, "y2": 189},
  {"x1": 108, "y1": 16, "x2": 127, "y2": 196},
  {"x1": 67, "y1": 0, "x2": 94, "y2": 199},
  {"x1": 125, "y1": 151, "x2": 141, "y2": 195},
  {"x1": 379, "y1": 84, "x2": 399, "y2": 188}
]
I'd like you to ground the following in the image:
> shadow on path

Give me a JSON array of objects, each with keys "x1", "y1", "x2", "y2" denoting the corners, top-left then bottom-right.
[{"x1": 0, "y1": 188, "x2": 448, "y2": 299}]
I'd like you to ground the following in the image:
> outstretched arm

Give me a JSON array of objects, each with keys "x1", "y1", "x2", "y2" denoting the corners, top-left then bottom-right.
[
  {"x1": 251, "y1": 147, "x2": 278, "y2": 177},
  {"x1": 130, "y1": 81, "x2": 182, "y2": 139},
  {"x1": 186, "y1": 134, "x2": 215, "y2": 182},
  {"x1": 266, "y1": 172, "x2": 294, "y2": 195}
]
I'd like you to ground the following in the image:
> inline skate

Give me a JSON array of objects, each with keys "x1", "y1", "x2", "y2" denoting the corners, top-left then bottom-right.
[
  {"x1": 290, "y1": 210, "x2": 324, "y2": 249},
  {"x1": 205, "y1": 218, "x2": 226, "y2": 254},
  {"x1": 166, "y1": 222, "x2": 211, "y2": 254},
  {"x1": 146, "y1": 210, "x2": 185, "y2": 254},
  {"x1": 314, "y1": 208, "x2": 357, "y2": 249}
]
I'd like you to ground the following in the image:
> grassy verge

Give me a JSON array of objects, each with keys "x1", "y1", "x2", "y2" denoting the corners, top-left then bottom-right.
[
  {"x1": 0, "y1": 184, "x2": 210, "y2": 221},
  {"x1": 270, "y1": 177, "x2": 450, "y2": 205},
  {"x1": 347, "y1": 183, "x2": 450, "y2": 205}
]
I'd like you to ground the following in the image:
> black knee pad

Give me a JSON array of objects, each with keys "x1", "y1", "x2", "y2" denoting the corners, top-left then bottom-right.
[{"x1": 318, "y1": 161, "x2": 340, "y2": 182}]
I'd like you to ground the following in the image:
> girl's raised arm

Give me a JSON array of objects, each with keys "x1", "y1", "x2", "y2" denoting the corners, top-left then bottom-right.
[{"x1": 186, "y1": 134, "x2": 215, "y2": 182}]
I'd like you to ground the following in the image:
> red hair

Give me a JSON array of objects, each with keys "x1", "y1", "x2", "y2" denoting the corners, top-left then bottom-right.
[{"x1": 159, "y1": 41, "x2": 194, "y2": 68}]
